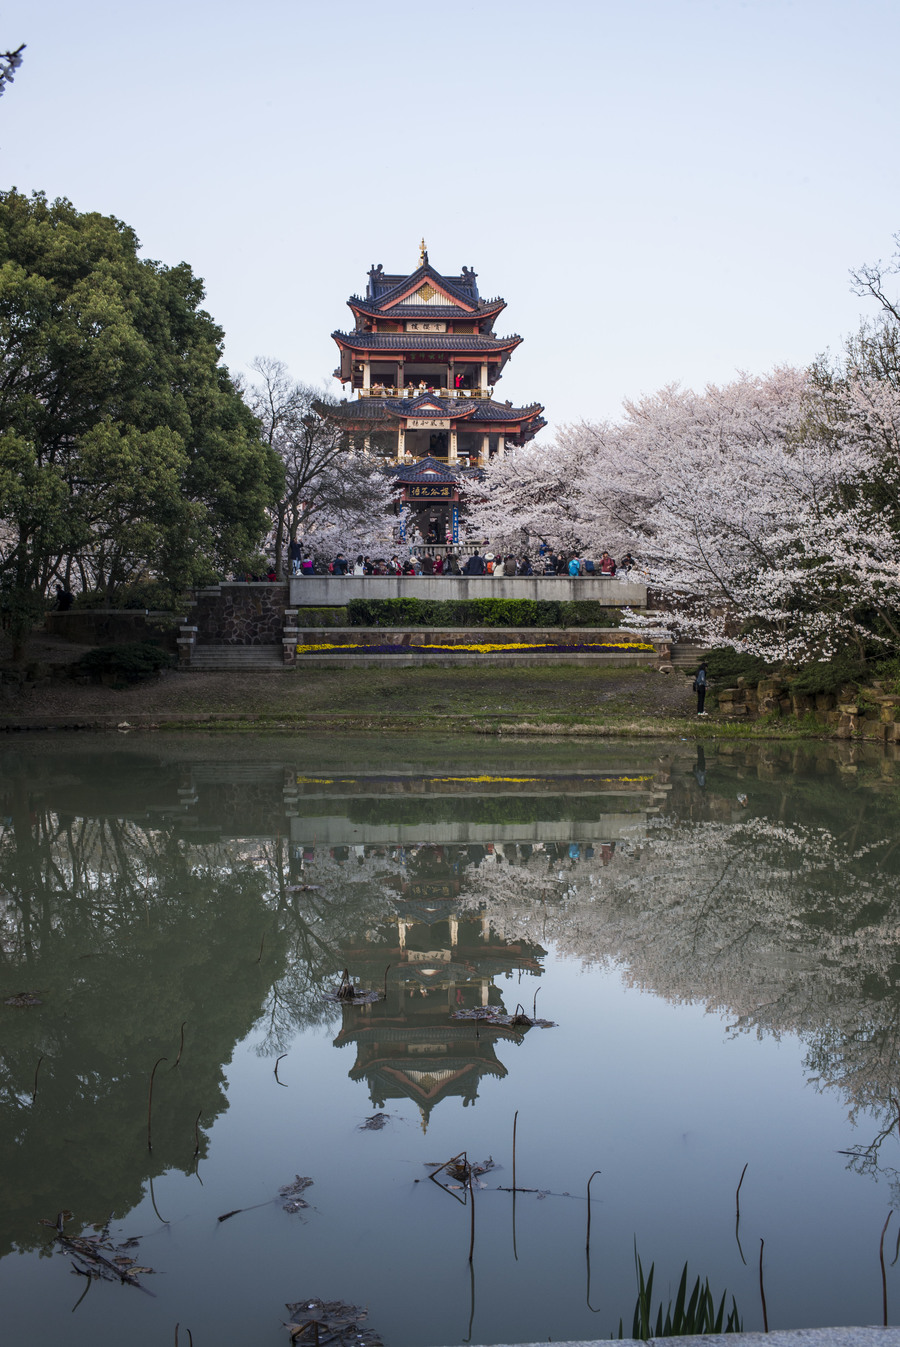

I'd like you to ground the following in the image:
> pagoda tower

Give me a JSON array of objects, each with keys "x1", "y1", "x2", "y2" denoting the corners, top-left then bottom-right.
[{"x1": 318, "y1": 242, "x2": 545, "y2": 468}]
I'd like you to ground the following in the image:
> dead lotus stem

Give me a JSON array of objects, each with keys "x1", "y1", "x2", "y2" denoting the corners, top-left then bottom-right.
[
  {"x1": 274, "y1": 1053, "x2": 288, "y2": 1086},
  {"x1": 585, "y1": 1169, "x2": 602, "y2": 1254},
  {"x1": 532, "y1": 986, "x2": 540, "y2": 1019},
  {"x1": 32, "y1": 1053, "x2": 43, "y2": 1103},
  {"x1": 194, "y1": 1109, "x2": 202, "y2": 1157},
  {"x1": 383, "y1": 963, "x2": 391, "y2": 998},
  {"x1": 736, "y1": 1161, "x2": 748, "y2": 1219},
  {"x1": 468, "y1": 1154, "x2": 476, "y2": 1265},
  {"x1": 255, "y1": 932, "x2": 266, "y2": 964},
  {"x1": 881, "y1": 1211, "x2": 893, "y2": 1327},
  {"x1": 149, "y1": 1174, "x2": 168, "y2": 1225},
  {"x1": 173, "y1": 1021, "x2": 186, "y2": 1068},
  {"x1": 759, "y1": 1237, "x2": 769, "y2": 1333},
  {"x1": 147, "y1": 1056, "x2": 167, "y2": 1151},
  {"x1": 512, "y1": 1110, "x2": 518, "y2": 1194}
]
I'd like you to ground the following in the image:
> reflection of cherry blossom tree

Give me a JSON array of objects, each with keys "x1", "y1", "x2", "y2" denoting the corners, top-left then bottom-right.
[{"x1": 457, "y1": 819, "x2": 900, "y2": 1146}]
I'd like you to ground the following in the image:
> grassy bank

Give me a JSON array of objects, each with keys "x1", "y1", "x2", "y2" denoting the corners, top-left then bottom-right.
[{"x1": 0, "y1": 659, "x2": 831, "y2": 738}]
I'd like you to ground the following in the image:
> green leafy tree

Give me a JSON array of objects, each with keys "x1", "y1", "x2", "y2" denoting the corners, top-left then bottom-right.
[{"x1": 0, "y1": 190, "x2": 282, "y2": 656}]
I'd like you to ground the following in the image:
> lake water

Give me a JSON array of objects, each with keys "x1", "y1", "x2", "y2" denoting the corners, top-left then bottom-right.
[{"x1": 2, "y1": 733, "x2": 900, "y2": 1345}]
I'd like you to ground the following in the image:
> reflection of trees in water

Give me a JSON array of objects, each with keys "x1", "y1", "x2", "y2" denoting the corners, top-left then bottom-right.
[
  {"x1": 0, "y1": 807, "x2": 278, "y2": 1256},
  {"x1": 457, "y1": 819, "x2": 900, "y2": 1157},
  {"x1": 249, "y1": 842, "x2": 402, "y2": 1055}
]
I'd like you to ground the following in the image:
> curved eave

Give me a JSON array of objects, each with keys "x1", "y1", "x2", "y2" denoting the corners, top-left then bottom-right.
[
  {"x1": 348, "y1": 296, "x2": 507, "y2": 323},
  {"x1": 312, "y1": 397, "x2": 546, "y2": 439},
  {"x1": 331, "y1": 331, "x2": 524, "y2": 354},
  {"x1": 379, "y1": 401, "x2": 480, "y2": 424}
]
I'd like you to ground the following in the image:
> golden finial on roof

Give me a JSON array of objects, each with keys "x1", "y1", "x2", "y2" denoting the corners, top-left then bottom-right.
[{"x1": 419, "y1": 238, "x2": 428, "y2": 266}]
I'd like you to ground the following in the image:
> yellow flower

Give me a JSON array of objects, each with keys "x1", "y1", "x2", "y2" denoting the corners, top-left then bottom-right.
[{"x1": 295, "y1": 640, "x2": 657, "y2": 654}]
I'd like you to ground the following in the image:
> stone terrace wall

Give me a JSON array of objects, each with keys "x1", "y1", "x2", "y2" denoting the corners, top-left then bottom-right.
[
  {"x1": 289, "y1": 576, "x2": 648, "y2": 606},
  {"x1": 190, "y1": 583, "x2": 289, "y2": 645}
]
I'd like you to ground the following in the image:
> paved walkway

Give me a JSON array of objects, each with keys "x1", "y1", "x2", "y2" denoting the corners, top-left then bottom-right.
[{"x1": 465, "y1": 1331, "x2": 900, "y2": 1347}]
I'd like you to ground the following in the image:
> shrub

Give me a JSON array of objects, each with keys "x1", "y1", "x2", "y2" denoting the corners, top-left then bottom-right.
[
  {"x1": 788, "y1": 655, "x2": 869, "y2": 697},
  {"x1": 703, "y1": 648, "x2": 772, "y2": 684},
  {"x1": 343, "y1": 598, "x2": 623, "y2": 628},
  {"x1": 73, "y1": 581, "x2": 182, "y2": 610},
  {"x1": 296, "y1": 607, "x2": 348, "y2": 628},
  {"x1": 559, "y1": 601, "x2": 623, "y2": 628},
  {"x1": 873, "y1": 656, "x2": 900, "y2": 695},
  {"x1": 75, "y1": 642, "x2": 175, "y2": 685}
]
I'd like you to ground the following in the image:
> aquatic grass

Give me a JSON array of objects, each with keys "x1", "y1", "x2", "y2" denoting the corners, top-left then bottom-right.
[{"x1": 622, "y1": 1255, "x2": 743, "y2": 1339}]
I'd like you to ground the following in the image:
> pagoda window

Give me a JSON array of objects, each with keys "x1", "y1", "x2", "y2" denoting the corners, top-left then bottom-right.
[{"x1": 458, "y1": 431, "x2": 480, "y2": 459}]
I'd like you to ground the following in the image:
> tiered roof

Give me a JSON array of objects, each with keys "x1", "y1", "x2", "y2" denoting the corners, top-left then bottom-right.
[
  {"x1": 383, "y1": 454, "x2": 482, "y2": 485},
  {"x1": 325, "y1": 394, "x2": 547, "y2": 443},
  {"x1": 322, "y1": 250, "x2": 546, "y2": 448}
]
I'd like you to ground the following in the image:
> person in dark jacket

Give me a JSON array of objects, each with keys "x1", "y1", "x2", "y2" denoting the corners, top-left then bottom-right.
[
  {"x1": 332, "y1": 553, "x2": 348, "y2": 576},
  {"x1": 463, "y1": 551, "x2": 486, "y2": 575},
  {"x1": 693, "y1": 661, "x2": 709, "y2": 716}
]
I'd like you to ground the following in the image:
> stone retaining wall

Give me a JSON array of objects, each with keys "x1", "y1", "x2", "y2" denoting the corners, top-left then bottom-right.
[
  {"x1": 717, "y1": 676, "x2": 900, "y2": 741},
  {"x1": 190, "y1": 583, "x2": 289, "y2": 645}
]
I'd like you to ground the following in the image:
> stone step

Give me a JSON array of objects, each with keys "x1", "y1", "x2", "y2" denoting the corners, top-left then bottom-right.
[
  {"x1": 670, "y1": 642, "x2": 707, "y2": 667},
  {"x1": 187, "y1": 645, "x2": 284, "y2": 670}
]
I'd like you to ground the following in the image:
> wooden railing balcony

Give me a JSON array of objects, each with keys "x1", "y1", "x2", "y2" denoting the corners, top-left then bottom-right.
[{"x1": 358, "y1": 386, "x2": 492, "y2": 399}]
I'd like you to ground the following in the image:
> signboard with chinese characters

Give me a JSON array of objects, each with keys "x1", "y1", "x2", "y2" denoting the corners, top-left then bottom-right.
[
  {"x1": 406, "y1": 484, "x2": 455, "y2": 500},
  {"x1": 407, "y1": 418, "x2": 450, "y2": 430},
  {"x1": 406, "y1": 321, "x2": 446, "y2": 333}
]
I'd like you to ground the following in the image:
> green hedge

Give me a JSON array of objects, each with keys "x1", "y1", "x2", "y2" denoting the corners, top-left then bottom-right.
[
  {"x1": 75, "y1": 642, "x2": 175, "y2": 685},
  {"x1": 293, "y1": 607, "x2": 348, "y2": 627},
  {"x1": 344, "y1": 598, "x2": 624, "y2": 628}
]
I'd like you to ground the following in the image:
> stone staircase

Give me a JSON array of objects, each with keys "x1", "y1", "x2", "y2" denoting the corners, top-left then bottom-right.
[
  {"x1": 187, "y1": 645, "x2": 284, "y2": 671},
  {"x1": 670, "y1": 642, "x2": 707, "y2": 668}
]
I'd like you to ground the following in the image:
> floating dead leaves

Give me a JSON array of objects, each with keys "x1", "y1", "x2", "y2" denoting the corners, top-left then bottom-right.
[
  {"x1": 323, "y1": 969, "x2": 381, "y2": 1005},
  {"x1": 39, "y1": 1211, "x2": 155, "y2": 1298},
  {"x1": 5, "y1": 991, "x2": 43, "y2": 1007},
  {"x1": 359, "y1": 1112, "x2": 393, "y2": 1131},
  {"x1": 218, "y1": 1175, "x2": 314, "y2": 1223},
  {"x1": 452, "y1": 1005, "x2": 555, "y2": 1028},
  {"x1": 279, "y1": 1175, "x2": 314, "y2": 1214},
  {"x1": 427, "y1": 1153, "x2": 497, "y2": 1202},
  {"x1": 284, "y1": 1297, "x2": 383, "y2": 1345}
]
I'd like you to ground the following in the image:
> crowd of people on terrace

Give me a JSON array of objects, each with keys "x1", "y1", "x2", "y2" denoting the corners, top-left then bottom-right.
[{"x1": 285, "y1": 546, "x2": 637, "y2": 579}]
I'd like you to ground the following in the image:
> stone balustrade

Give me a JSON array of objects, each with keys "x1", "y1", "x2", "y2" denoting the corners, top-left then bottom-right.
[{"x1": 289, "y1": 575, "x2": 648, "y2": 606}]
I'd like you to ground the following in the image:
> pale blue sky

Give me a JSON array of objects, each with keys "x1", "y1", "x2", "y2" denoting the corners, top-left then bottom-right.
[{"x1": 4, "y1": 0, "x2": 900, "y2": 433}]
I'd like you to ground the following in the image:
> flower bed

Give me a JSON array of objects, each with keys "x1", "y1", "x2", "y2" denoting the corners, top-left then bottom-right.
[{"x1": 295, "y1": 640, "x2": 656, "y2": 655}]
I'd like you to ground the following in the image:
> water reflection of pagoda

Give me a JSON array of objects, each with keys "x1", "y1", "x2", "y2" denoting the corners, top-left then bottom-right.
[{"x1": 333, "y1": 847, "x2": 546, "y2": 1126}]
